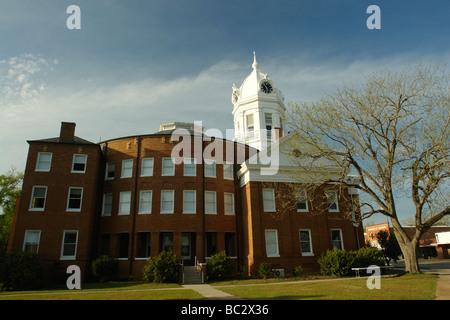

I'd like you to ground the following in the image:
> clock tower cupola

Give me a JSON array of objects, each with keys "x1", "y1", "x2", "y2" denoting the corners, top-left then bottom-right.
[{"x1": 232, "y1": 52, "x2": 285, "y2": 151}]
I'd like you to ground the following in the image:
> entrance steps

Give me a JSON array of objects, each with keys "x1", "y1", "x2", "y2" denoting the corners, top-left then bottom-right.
[{"x1": 183, "y1": 266, "x2": 204, "y2": 284}]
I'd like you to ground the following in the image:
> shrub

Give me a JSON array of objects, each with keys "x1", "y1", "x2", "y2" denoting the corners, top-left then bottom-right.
[
  {"x1": 293, "y1": 265, "x2": 303, "y2": 278},
  {"x1": 258, "y1": 262, "x2": 274, "y2": 279},
  {"x1": 318, "y1": 247, "x2": 385, "y2": 277},
  {"x1": 0, "y1": 249, "x2": 45, "y2": 291},
  {"x1": 206, "y1": 251, "x2": 234, "y2": 280},
  {"x1": 92, "y1": 255, "x2": 118, "y2": 282},
  {"x1": 143, "y1": 250, "x2": 179, "y2": 283}
]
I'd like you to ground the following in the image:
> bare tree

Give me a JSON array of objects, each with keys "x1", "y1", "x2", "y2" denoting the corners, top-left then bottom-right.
[{"x1": 284, "y1": 63, "x2": 449, "y2": 273}]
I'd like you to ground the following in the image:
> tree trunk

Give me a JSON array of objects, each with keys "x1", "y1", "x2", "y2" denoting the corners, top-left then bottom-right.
[
  {"x1": 390, "y1": 218, "x2": 421, "y2": 273},
  {"x1": 399, "y1": 241, "x2": 420, "y2": 273}
]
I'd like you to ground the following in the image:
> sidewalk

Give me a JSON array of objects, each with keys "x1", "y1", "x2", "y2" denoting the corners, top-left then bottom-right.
[{"x1": 182, "y1": 284, "x2": 243, "y2": 300}]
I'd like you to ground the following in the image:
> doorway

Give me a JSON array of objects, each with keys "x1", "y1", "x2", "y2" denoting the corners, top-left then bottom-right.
[{"x1": 181, "y1": 232, "x2": 196, "y2": 266}]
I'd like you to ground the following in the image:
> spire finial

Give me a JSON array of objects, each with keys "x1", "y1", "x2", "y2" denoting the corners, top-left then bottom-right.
[{"x1": 252, "y1": 50, "x2": 259, "y2": 70}]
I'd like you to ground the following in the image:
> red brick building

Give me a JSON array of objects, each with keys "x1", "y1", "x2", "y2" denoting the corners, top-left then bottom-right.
[{"x1": 8, "y1": 56, "x2": 365, "y2": 282}]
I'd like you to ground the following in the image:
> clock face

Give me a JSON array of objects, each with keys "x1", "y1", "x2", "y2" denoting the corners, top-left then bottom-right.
[{"x1": 260, "y1": 81, "x2": 273, "y2": 93}]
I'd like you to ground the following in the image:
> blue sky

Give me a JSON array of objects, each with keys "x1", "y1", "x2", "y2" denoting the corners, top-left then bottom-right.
[{"x1": 0, "y1": 0, "x2": 449, "y2": 223}]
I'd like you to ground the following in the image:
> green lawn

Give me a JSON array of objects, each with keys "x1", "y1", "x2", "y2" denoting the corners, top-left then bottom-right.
[
  {"x1": 216, "y1": 274, "x2": 438, "y2": 300},
  {"x1": 0, "y1": 273, "x2": 438, "y2": 300}
]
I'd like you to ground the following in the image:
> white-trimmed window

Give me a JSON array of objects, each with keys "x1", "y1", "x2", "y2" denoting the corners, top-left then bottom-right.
[
  {"x1": 183, "y1": 190, "x2": 196, "y2": 214},
  {"x1": 162, "y1": 157, "x2": 175, "y2": 176},
  {"x1": 121, "y1": 159, "x2": 133, "y2": 178},
  {"x1": 61, "y1": 231, "x2": 78, "y2": 260},
  {"x1": 223, "y1": 162, "x2": 233, "y2": 180},
  {"x1": 139, "y1": 190, "x2": 152, "y2": 214},
  {"x1": 102, "y1": 193, "x2": 112, "y2": 216},
  {"x1": 118, "y1": 191, "x2": 132, "y2": 215},
  {"x1": 67, "y1": 187, "x2": 83, "y2": 212},
  {"x1": 105, "y1": 162, "x2": 115, "y2": 180},
  {"x1": 204, "y1": 159, "x2": 216, "y2": 177},
  {"x1": 265, "y1": 229, "x2": 279, "y2": 257},
  {"x1": 205, "y1": 191, "x2": 217, "y2": 214},
  {"x1": 296, "y1": 190, "x2": 308, "y2": 212},
  {"x1": 224, "y1": 193, "x2": 235, "y2": 215},
  {"x1": 141, "y1": 158, "x2": 154, "y2": 177},
  {"x1": 36, "y1": 152, "x2": 52, "y2": 172},
  {"x1": 183, "y1": 158, "x2": 196, "y2": 176},
  {"x1": 246, "y1": 114, "x2": 254, "y2": 138},
  {"x1": 326, "y1": 190, "x2": 339, "y2": 212},
  {"x1": 161, "y1": 190, "x2": 174, "y2": 213},
  {"x1": 262, "y1": 188, "x2": 276, "y2": 212},
  {"x1": 299, "y1": 229, "x2": 313, "y2": 256},
  {"x1": 72, "y1": 154, "x2": 87, "y2": 173},
  {"x1": 23, "y1": 230, "x2": 41, "y2": 254},
  {"x1": 331, "y1": 229, "x2": 344, "y2": 250},
  {"x1": 29, "y1": 186, "x2": 47, "y2": 211}
]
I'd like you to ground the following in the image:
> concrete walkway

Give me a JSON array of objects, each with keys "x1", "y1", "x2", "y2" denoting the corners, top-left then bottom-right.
[{"x1": 182, "y1": 284, "x2": 244, "y2": 300}]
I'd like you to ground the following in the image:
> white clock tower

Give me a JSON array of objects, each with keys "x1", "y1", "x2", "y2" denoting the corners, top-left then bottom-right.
[{"x1": 232, "y1": 52, "x2": 285, "y2": 151}]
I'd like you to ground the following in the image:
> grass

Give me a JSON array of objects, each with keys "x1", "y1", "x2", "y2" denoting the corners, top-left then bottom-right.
[
  {"x1": 0, "y1": 273, "x2": 438, "y2": 300},
  {"x1": 216, "y1": 273, "x2": 438, "y2": 300}
]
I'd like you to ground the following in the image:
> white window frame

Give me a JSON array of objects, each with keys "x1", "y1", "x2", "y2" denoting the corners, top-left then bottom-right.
[
  {"x1": 121, "y1": 159, "x2": 133, "y2": 178},
  {"x1": 204, "y1": 159, "x2": 216, "y2": 178},
  {"x1": 205, "y1": 191, "x2": 217, "y2": 214},
  {"x1": 118, "y1": 191, "x2": 132, "y2": 215},
  {"x1": 138, "y1": 190, "x2": 152, "y2": 214},
  {"x1": 296, "y1": 190, "x2": 309, "y2": 212},
  {"x1": 29, "y1": 185, "x2": 48, "y2": 211},
  {"x1": 223, "y1": 162, "x2": 233, "y2": 180},
  {"x1": 224, "y1": 192, "x2": 235, "y2": 215},
  {"x1": 299, "y1": 229, "x2": 314, "y2": 256},
  {"x1": 160, "y1": 190, "x2": 175, "y2": 214},
  {"x1": 326, "y1": 190, "x2": 339, "y2": 212},
  {"x1": 183, "y1": 190, "x2": 196, "y2": 214},
  {"x1": 60, "y1": 230, "x2": 78, "y2": 260},
  {"x1": 262, "y1": 188, "x2": 276, "y2": 212},
  {"x1": 183, "y1": 158, "x2": 196, "y2": 176},
  {"x1": 71, "y1": 154, "x2": 87, "y2": 173},
  {"x1": 23, "y1": 230, "x2": 41, "y2": 254},
  {"x1": 331, "y1": 229, "x2": 344, "y2": 250},
  {"x1": 162, "y1": 157, "x2": 175, "y2": 176},
  {"x1": 35, "y1": 152, "x2": 52, "y2": 172},
  {"x1": 141, "y1": 158, "x2": 154, "y2": 177},
  {"x1": 102, "y1": 193, "x2": 112, "y2": 216},
  {"x1": 105, "y1": 162, "x2": 115, "y2": 180},
  {"x1": 66, "y1": 187, "x2": 83, "y2": 212},
  {"x1": 265, "y1": 229, "x2": 279, "y2": 257}
]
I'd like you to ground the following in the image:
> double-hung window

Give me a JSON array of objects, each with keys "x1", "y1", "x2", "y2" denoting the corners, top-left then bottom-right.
[
  {"x1": 296, "y1": 190, "x2": 308, "y2": 212},
  {"x1": 61, "y1": 231, "x2": 78, "y2": 260},
  {"x1": 262, "y1": 188, "x2": 276, "y2": 212},
  {"x1": 141, "y1": 158, "x2": 154, "y2": 177},
  {"x1": 36, "y1": 152, "x2": 52, "y2": 172},
  {"x1": 162, "y1": 157, "x2": 175, "y2": 176},
  {"x1": 223, "y1": 162, "x2": 233, "y2": 180},
  {"x1": 119, "y1": 191, "x2": 132, "y2": 215},
  {"x1": 105, "y1": 162, "x2": 115, "y2": 180},
  {"x1": 205, "y1": 191, "x2": 217, "y2": 214},
  {"x1": 224, "y1": 193, "x2": 235, "y2": 215},
  {"x1": 204, "y1": 159, "x2": 216, "y2": 177},
  {"x1": 29, "y1": 186, "x2": 47, "y2": 211},
  {"x1": 102, "y1": 194, "x2": 112, "y2": 216},
  {"x1": 183, "y1": 190, "x2": 196, "y2": 214},
  {"x1": 23, "y1": 230, "x2": 41, "y2": 254},
  {"x1": 121, "y1": 159, "x2": 133, "y2": 178},
  {"x1": 299, "y1": 230, "x2": 313, "y2": 256},
  {"x1": 67, "y1": 187, "x2": 83, "y2": 212},
  {"x1": 183, "y1": 158, "x2": 196, "y2": 176},
  {"x1": 139, "y1": 190, "x2": 152, "y2": 214},
  {"x1": 265, "y1": 229, "x2": 279, "y2": 257},
  {"x1": 326, "y1": 190, "x2": 339, "y2": 212},
  {"x1": 72, "y1": 154, "x2": 87, "y2": 173},
  {"x1": 331, "y1": 229, "x2": 344, "y2": 250},
  {"x1": 161, "y1": 190, "x2": 174, "y2": 213}
]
